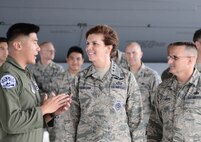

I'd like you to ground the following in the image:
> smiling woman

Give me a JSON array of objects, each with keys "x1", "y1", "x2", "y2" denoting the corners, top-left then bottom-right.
[{"x1": 53, "y1": 24, "x2": 146, "y2": 142}]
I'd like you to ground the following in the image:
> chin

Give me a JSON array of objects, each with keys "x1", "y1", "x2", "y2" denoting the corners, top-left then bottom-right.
[
  {"x1": 88, "y1": 58, "x2": 94, "y2": 62},
  {"x1": 30, "y1": 60, "x2": 36, "y2": 65},
  {"x1": 169, "y1": 69, "x2": 174, "y2": 74}
]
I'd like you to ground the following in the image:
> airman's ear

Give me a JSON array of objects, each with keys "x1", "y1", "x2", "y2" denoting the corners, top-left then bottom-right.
[
  {"x1": 187, "y1": 56, "x2": 195, "y2": 65},
  {"x1": 140, "y1": 51, "x2": 143, "y2": 58},
  {"x1": 107, "y1": 45, "x2": 113, "y2": 54},
  {"x1": 12, "y1": 41, "x2": 22, "y2": 50}
]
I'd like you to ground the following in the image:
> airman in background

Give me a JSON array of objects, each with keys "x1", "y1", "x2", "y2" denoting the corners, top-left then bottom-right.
[{"x1": 125, "y1": 42, "x2": 161, "y2": 129}]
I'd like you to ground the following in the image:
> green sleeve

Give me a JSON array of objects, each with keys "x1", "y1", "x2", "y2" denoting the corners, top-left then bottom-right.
[{"x1": 0, "y1": 80, "x2": 44, "y2": 134}]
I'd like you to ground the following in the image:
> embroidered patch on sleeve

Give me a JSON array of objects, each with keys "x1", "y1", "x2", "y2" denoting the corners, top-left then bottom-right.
[{"x1": 0, "y1": 74, "x2": 16, "y2": 89}]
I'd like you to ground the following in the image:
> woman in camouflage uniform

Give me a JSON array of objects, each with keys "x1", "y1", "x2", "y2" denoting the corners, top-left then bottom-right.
[{"x1": 54, "y1": 25, "x2": 145, "y2": 142}]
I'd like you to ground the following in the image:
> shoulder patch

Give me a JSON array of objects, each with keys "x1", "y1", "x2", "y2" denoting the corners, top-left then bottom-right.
[{"x1": 0, "y1": 74, "x2": 16, "y2": 89}]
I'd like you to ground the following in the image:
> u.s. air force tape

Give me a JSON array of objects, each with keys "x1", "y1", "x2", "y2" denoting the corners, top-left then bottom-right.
[{"x1": 0, "y1": 74, "x2": 16, "y2": 89}]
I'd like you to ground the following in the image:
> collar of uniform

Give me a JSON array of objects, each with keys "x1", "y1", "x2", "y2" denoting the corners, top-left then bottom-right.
[
  {"x1": 195, "y1": 63, "x2": 201, "y2": 72},
  {"x1": 187, "y1": 68, "x2": 200, "y2": 86},
  {"x1": 7, "y1": 56, "x2": 26, "y2": 71},
  {"x1": 169, "y1": 68, "x2": 200, "y2": 90},
  {"x1": 131, "y1": 62, "x2": 145, "y2": 76},
  {"x1": 110, "y1": 61, "x2": 124, "y2": 78},
  {"x1": 139, "y1": 62, "x2": 145, "y2": 72},
  {"x1": 65, "y1": 69, "x2": 76, "y2": 80},
  {"x1": 84, "y1": 61, "x2": 123, "y2": 78}
]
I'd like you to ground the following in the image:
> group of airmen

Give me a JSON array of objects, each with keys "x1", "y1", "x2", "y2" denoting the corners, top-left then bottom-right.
[{"x1": 0, "y1": 22, "x2": 201, "y2": 142}]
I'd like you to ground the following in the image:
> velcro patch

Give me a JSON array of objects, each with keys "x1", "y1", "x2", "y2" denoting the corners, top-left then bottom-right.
[
  {"x1": 0, "y1": 74, "x2": 16, "y2": 89},
  {"x1": 114, "y1": 100, "x2": 122, "y2": 112}
]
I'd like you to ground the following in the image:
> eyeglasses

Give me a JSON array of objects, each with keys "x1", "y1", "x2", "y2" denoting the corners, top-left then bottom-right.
[{"x1": 167, "y1": 55, "x2": 194, "y2": 61}]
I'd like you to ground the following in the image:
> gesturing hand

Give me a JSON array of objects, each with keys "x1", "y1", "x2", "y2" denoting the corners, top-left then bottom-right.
[
  {"x1": 41, "y1": 93, "x2": 70, "y2": 115},
  {"x1": 54, "y1": 93, "x2": 72, "y2": 116}
]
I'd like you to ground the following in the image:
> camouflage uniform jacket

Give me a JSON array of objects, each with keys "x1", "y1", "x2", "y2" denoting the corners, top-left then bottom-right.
[
  {"x1": 41, "y1": 70, "x2": 74, "y2": 95},
  {"x1": 131, "y1": 63, "x2": 161, "y2": 127},
  {"x1": 147, "y1": 69, "x2": 201, "y2": 142},
  {"x1": 29, "y1": 61, "x2": 64, "y2": 94},
  {"x1": 42, "y1": 70, "x2": 75, "y2": 142},
  {"x1": 54, "y1": 61, "x2": 145, "y2": 142}
]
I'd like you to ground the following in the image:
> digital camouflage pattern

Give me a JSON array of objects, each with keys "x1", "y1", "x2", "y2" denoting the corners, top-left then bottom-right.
[
  {"x1": 112, "y1": 50, "x2": 129, "y2": 69},
  {"x1": 29, "y1": 61, "x2": 64, "y2": 94},
  {"x1": 41, "y1": 70, "x2": 75, "y2": 142},
  {"x1": 161, "y1": 68, "x2": 173, "y2": 81},
  {"x1": 54, "y1": 61, "x2": 145, "y2": 142},
  {"x1": 147, "y1": 69, "x2": 201, "y2": 142},
  {"x1": 41, "y1": 70, "x2": 74, "y2": 95},
  {"x1": 130, "y1": 63, "x2": 161, "y2": 128}
]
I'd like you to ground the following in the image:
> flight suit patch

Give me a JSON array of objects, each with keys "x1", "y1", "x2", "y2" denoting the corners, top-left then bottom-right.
[
  {"x1": 30, "y1": 80, "x2": 39, "y2": 94},
  {"x1": 0, "y1": 74, "x2": 16, "y2": 89}
]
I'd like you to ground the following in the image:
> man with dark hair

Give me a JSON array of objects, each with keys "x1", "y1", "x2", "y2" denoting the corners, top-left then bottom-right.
[
  {"x1": 193, "y1": 28, "x2": 201, "y2": 70},
  {"x1": 161, "y1": 29, "x2": 201, "y2": 81},
  {"x1": 41, "y1": 45, "x2": 84, "y2": 94},
  {"x1": 67, "y1": 46, "x2": 84, "y2": 58},
  {"x1": 65, "y1": 45, "x2": 84, "y2": 76},
  {"x1": 147, "y1": 42, "x2": 201, "y2": 141},
  {"x1": 0, "y1": 23, "x2": 71, "y2": 142},
  {"x1": 41, "y1": 45, "x2": 84, "y2": 141},
  {"x1": 0, "y1": 37, "x2": 8, "y2": 66},
  {"x1": 193, "y1": 28, "x2": 201, "y2": 42}
]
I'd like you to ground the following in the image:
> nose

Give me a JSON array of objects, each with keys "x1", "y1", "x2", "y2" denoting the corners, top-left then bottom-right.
[
  {"x1": 86, "y1": 44, "x2": 92, "y2": 52},
  {"x1": 129, "y1": 54, "x2": 133, "y2": 58},
  {"x1": 37, "y1": 44, "x2": 40, "y2": 52},
  {"x1": 127, "y1": 53, "x2": 133, "y2": 59},
  {"x1": 72, "y1": 58, "x2": 77, "y2": 63},
  {"x1": 86, "y1": 43, "x2": 91, "y2": 49}
]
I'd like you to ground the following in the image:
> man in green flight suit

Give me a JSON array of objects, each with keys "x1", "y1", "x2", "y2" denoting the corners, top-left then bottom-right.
[{"x1": 0, "y1": 23, "x2": 72, "y2": 142}]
